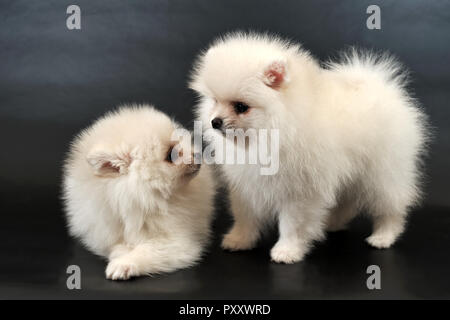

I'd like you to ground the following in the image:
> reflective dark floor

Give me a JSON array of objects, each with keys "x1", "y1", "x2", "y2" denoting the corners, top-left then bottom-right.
[{"x1": 1, "y1": 186, "x2": 449, "y2": 299}]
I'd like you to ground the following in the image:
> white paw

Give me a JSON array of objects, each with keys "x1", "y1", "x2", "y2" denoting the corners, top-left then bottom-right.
[
  {"x1": 221, "y1": 231, "x2": 256, "y2": 251},
  {"x1": 270, "y1": 243, "x2": 305, "y2": 264},
  {"x1": 366, "y1": 233, "x2": 396, "y2": 249},
  {"x1": 105, "y1": 258, "x2": 139, "y2": 280}
]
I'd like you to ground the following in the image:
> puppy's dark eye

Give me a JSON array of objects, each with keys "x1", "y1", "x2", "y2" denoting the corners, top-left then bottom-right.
[
  {"x1": 166, "y1": 146, "x2": 174, "y2": 163},
  {"x1": 233, "y1": 101, "x2": 250, "y2": 114}
]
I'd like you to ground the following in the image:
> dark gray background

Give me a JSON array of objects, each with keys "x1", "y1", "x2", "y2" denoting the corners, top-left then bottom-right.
[{"x1": 0, "y1": 0, "x2": 449, "y2": 299}]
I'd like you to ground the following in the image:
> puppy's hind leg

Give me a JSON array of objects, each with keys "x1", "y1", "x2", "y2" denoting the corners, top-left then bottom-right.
[
  {"x1": 105, "y1": 239, "x2": 203, "y2": 280},
  {"x1": 365, "y1": 182, "x2": 411, "y2": 249},
  {"x1": 366, "y1": 213, "x2": 406, "y2": 249},
  {"x1": 222, "y1": 191, "x2": 263, "y2": 251},
  {"x1": 108, "y1": 243, "x2": 133, "y2": 260}
]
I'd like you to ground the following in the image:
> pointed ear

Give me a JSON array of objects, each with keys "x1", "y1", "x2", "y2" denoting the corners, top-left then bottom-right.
[
  {"x1": 86, "y1": 148, "x2": 132, "y2": 177},
  {"x1": 262, "y1": 60, "x2": 288, "y2": 89}
]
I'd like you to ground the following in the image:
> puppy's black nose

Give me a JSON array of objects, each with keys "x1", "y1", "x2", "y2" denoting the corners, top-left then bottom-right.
[{"x1": 211, "y1": 117, "x2": 223, "y2": 129}]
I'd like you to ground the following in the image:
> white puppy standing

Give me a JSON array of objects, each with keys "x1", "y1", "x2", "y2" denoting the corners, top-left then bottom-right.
[
  {"x1": 63, "y1": 105, "x2": 214, "y2": 279},
  {"x1": 190, "y1": 33, "x2": 428, "y2": 263}
]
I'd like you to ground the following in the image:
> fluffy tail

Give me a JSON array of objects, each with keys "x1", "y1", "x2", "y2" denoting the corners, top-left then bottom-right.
[{"x1": 324, "y1": 47, "x2": 410, "y2": 89}]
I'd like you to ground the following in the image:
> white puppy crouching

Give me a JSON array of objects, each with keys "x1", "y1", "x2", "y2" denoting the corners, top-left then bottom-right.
[
  {"x1": 63, "y1": 105, "x2": 215, "y2": 280},
  {"x1": 191, "y1": 33, "x2": 429, "y2": 264}
]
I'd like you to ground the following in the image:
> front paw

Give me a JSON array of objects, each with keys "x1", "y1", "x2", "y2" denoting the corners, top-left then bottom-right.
[
  {"x1": 270, "y1": 242, "x2": 305, "y2": 264},
  {"x1": 221, "y1": 229, "x2": 257, "y2": 251},
  {"x1": 105, "y1": 258, "x2": 139, "y2": 280}
]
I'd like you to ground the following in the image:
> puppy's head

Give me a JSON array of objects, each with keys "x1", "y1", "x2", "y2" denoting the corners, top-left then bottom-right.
[
  {"x1": 84, "y1": 106, "x2": 199, "y2": 200},
  {"x1": 190, "y1": 32, "x2": 302, "y2": 133}
]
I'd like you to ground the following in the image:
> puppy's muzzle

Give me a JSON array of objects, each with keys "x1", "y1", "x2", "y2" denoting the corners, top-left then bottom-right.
[
  {"x1": 185, "y1": 153, "x2": 202, "y2": 177},
  {"x1": 185, "y1": 163, "x2": 201, "y2": 177}
]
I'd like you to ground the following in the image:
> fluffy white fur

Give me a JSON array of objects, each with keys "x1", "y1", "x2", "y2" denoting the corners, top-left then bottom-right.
[
  {"x1": 63, "y1": 105, "x2": 215, "y2": 279},
  {"x1": 190, "y1": 32, "x2": 428, "y2": 263}
]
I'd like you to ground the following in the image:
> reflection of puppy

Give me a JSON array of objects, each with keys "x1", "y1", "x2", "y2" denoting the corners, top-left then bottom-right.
[
  {"x1": 63, "y1": 105, "x2": 214, "y2": 279},
  {"x1": 191, "y1": 33, "x2": 428, "y2": 263}
]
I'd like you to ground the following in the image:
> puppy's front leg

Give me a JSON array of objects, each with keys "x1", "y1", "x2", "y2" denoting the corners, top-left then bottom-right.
[
  {"x1": 105, "y1": 239, "x2": 202, "y2": 280},
  {"x1": 271, "y1": 200, "x2": 328, "y2": 264},
  {"x1": 222, "y1": 191, "x2": 262, "y2": 251}
]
